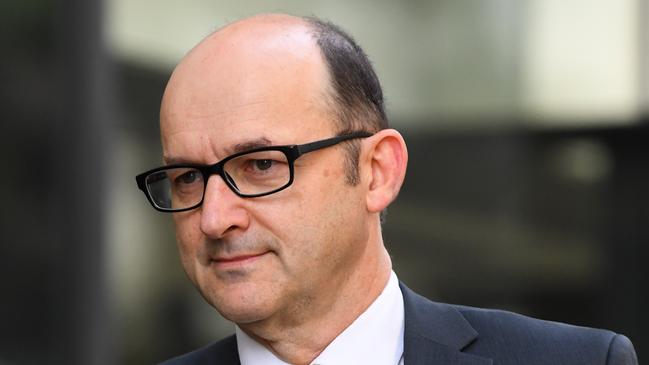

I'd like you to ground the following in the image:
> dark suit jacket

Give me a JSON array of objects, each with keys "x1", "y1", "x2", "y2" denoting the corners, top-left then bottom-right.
[{"x1": 160, "y1": 283, "x2": 638, "y2": 364}]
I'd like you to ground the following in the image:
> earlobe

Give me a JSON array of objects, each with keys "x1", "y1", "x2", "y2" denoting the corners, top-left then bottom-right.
[{"x1": 364, "y1": 129, "x2": 408, "y2": 214}]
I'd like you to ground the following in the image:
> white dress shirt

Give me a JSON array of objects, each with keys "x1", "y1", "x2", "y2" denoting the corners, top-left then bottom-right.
[{"x1": 236, "y1": 271, "x2": 405, "y2": 365}]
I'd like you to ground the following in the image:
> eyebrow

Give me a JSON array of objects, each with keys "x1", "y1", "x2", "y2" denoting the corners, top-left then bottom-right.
[
  {"x1": 162, "y1": 155, "x2": 199, "y2": 165},
  {"x1": 229, "y1": 137, "x2": 273, "y2": 154},
  {"x1": 163, "y1": 137, "x2": 274, "y2": 165}
]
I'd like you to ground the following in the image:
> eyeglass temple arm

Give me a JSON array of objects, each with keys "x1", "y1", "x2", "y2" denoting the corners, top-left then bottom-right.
[{"x1": 295, "y1": 131, "x2": 373, "y2": 156}]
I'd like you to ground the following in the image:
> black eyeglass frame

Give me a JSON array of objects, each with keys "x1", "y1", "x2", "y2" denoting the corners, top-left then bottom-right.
[{"x1": 136, "y1": 131, "x2": 373, "y2": 212}]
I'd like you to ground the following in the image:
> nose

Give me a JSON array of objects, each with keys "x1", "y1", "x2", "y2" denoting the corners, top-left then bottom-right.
[{"x1": 199, "y1": 175, "x2": 250, "y2": 239}]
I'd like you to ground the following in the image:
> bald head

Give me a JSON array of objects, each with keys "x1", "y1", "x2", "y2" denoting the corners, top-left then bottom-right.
[
  {"x1": 174, "y1": 14, "x2": 321, "y2": 86},
  {"x1": 162, "y1": 14, "x2": 331, "y2": 134}
]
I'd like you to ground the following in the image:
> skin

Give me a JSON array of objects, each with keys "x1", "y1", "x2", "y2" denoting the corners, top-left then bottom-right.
[{"x1": 160, "y1": 14, "x2": 408, "y2": 364}]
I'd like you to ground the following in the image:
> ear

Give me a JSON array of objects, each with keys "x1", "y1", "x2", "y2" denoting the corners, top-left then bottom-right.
[{"x1": 362, "y1": 129, "x2": 408, "y2": 214}]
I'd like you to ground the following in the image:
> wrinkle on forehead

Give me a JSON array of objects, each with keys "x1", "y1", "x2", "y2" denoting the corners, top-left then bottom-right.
[{"x1": 161, "y1": 99, "x2": 273, "y2": 138}]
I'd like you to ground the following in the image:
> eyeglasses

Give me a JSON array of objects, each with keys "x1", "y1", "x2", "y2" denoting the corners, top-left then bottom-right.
[{"x1": 136, "y1": 131, "x2": 373, "y2": 212}]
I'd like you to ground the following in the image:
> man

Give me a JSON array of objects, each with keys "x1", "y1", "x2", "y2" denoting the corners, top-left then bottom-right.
[{"x1": 136, "y1": 13, "x2": 638, "y2": 365}]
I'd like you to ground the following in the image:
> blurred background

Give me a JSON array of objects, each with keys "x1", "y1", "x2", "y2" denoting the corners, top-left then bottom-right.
[{"x1": 1, "y1": 0, "x2": 647, "y2": 364}]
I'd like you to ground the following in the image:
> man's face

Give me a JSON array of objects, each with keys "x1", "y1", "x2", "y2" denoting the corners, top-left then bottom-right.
[{"x1": 160, "y1": 21, "x2": 371, "y2": 325}]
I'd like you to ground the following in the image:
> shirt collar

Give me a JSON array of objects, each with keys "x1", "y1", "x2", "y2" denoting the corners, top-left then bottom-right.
[{"x1": 236, "y1": 271, "x2": 405, "y2": 365}]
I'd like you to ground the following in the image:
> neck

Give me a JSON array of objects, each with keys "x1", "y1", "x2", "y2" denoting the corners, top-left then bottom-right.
[{"x1": 239, "y1": 233, "x2": 392, "y2": 364}]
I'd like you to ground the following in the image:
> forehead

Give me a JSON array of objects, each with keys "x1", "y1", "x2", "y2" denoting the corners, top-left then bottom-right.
[{"x1": 160, "y1": 20, "x2": 336, "y2": 158}]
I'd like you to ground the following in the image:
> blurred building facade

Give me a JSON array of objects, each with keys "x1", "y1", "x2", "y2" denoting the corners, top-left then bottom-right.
[{"x1": 1, "y1": 0, "x2": 647, "y2": 364}]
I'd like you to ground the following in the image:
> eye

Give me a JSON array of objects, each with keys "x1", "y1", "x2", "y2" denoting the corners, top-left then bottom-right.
[
  {"x1": 253, "y1": 159, "x2": 274, "y2": 171},
  {"x1": 175, "y1": 170, "x2": 201, "y2": 185},
  {"x1": 224, "y1": 150, "x2": 289, "y2": 182}
]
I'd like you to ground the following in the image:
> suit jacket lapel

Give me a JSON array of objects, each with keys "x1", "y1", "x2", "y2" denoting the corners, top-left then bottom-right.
[
  {"x1": 203, "y1": 334, "x2": 240, "y2": 365},
  {"x1": 400, "y1": 283, "x2": 492, "y2": 365}
]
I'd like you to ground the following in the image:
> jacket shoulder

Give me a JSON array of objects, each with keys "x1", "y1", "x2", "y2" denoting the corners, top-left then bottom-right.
[
  {"x1": 453, "y1": 305, "x2": 638, "y2": 365},
  {"x1": 158, "y1": 334, "x2": 239, "y2": 365}
]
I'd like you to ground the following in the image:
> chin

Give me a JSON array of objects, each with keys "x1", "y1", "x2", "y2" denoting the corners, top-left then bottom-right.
[
  {"x1": 212, "y1": 298, "x2": 274, "y2": 324},
  {"x1": 217, "y1": 307, "x2": 268, "y2": 324},
  {"x1": 202, "y1": 282, "x2": 278, "y2": 324}
]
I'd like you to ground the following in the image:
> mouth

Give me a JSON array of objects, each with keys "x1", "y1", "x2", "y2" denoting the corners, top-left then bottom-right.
[{"x1": 209, "y1": 251, "x2": 270, "y2": 269}]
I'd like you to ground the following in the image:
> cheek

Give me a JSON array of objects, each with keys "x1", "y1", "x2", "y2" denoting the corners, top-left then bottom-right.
[
  {"x1": 247, "y1": 188, "x2": 319, "y2": 270},
  {"x1": 173, "y1": 210, "x2": 202, "y2": 239},
  {"x1": 286, "y1": 183, "x2": 361, "y2": 262},
  {"x1": 250, "y1": 184, "x2": 306, "y2": 242},
  {"x1": 172, "y1": 213, "x2": 203, "y2": 274}
]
